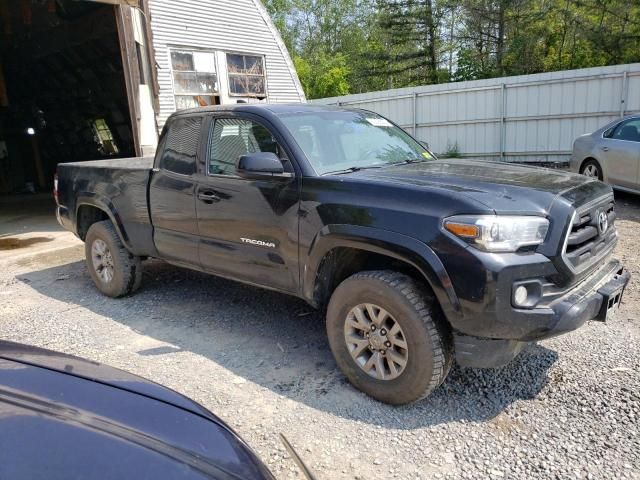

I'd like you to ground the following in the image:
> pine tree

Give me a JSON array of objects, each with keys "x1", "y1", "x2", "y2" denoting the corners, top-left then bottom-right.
[{"x1": 374, "y1": 0, "x2": 447, "y2": 87}]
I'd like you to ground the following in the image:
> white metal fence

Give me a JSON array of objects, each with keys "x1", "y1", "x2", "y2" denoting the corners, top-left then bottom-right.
[{"x1": 314, "y1": 63, "x2": 640, "y2": 163}]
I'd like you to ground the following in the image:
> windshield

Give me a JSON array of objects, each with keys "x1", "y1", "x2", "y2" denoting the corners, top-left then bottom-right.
[{"x1": 278, "y1": 110, "x2": 435, "y2": 175}]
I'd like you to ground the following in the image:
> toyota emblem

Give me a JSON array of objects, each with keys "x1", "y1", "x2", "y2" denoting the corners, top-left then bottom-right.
[{"x1": 597, "y1": 211, "x2": 608, "y2": 235}]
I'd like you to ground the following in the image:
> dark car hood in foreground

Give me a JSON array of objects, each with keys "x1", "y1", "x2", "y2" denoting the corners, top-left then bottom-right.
[
  {"x1": 0, "y1": 341, "x2": 273, "y2": 480},
  {"x1": 350, "y1": 159, "x2": 609, "y2": 214}
]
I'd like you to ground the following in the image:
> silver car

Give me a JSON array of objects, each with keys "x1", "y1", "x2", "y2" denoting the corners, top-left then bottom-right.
[{"x1": 571, "y1": 114, "x2": 640, "y2": 194}]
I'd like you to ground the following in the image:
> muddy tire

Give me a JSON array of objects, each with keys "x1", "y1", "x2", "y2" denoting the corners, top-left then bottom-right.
[
  {"x1": 84, "y1": 220, "x2": 142, "y2": 298},
  {"x1": 326, "y1": 270, "x2": 452, "y2": 405}
]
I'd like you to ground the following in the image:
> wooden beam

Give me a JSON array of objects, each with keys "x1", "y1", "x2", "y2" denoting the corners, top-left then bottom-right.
[
  {"x1": 83, "y1": 0, "x2": 139, "y2": 6},
  {"x1": 115, "y1": 4, "x2": 142, "y2": 156}
]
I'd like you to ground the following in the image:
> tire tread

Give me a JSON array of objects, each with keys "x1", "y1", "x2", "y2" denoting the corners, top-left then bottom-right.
[
  {"x1": 331, "y1": 270, "x2": 452, "y2": 403},
  {"x1": 85, "y1": 220, "x2": 142, "y2": 298}
]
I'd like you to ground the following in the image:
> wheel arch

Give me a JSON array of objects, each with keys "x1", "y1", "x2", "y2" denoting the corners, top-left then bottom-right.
[
  {"x1": 75, "y1": 193, "x2": 132, "y2": 251},
  {"x1": 304, "y1": 225, "x2": 462, "y2": 323}
]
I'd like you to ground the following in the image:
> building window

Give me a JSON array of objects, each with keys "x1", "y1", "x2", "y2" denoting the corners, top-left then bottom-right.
[
  {"x1": 226, "y1": 53, "x2": 266, "y2": 97},
  {"x1": 92, "y1": 119, "x2": 119, "y2": 155},
  {"x1": 170, "y1": 50, "x2": 219, "y2": 110}
]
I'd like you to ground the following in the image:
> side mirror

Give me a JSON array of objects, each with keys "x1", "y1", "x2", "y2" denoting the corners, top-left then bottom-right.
[
  {"x1": 236, "y1": 152, "x2": 293, "y2": 180},
  {"x1": 419, "y1": 141, "x2": 430, "y2": 150}
]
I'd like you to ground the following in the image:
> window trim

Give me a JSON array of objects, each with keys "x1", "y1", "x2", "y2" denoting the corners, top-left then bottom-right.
[
  {"x1": 169, "y1": 47, "x2": 220, "y2": 110},
  {"x1": 602, "y1": 126, "x2": 616, "y2": 139},
  {"x1": 225, "y1": 52, "x2": 268, "y2": 98}
]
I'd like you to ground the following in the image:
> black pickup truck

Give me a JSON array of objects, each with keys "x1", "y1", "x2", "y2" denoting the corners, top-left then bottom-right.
[{"x1": 55, "y1": 104, "x2": 630, "y2": 405}]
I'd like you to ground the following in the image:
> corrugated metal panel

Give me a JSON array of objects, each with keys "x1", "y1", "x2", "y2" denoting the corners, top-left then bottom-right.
[
  {"x1": 315, "y1": 63, "x2": 640, "y2": 163},
  {"x1": 148, "y1": 0, "x2": 305, "y2": 128}
]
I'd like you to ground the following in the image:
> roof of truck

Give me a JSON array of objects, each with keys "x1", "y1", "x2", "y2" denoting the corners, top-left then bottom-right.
[{"x1": 170, "y1": 102, "x2": 353, "y2": 119}]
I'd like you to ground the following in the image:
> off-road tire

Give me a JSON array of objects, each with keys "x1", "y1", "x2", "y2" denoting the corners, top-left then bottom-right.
[
  {"x1": 326, "y1": 270, "x2": 452, "y2": 405},
  {"x1": 85, "y1": 220, "x2": 142, "y2": 298}
]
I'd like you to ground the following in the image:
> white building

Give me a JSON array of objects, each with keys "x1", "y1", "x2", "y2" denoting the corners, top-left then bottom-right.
[
  {"x1": 129, "y1": 0, "x2": 306, "y2": 154},
  {"x1": 0, "y1": 0, "x2": 304, "y2": 193},
  {"x1": 148, "y1": 0, "x2": 305, "y2": 130}
]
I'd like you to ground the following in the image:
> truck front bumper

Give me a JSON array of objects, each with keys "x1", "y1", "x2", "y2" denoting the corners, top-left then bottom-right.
[{"x1": 455, "y1": 259, "x2": 630, "y2": 368}]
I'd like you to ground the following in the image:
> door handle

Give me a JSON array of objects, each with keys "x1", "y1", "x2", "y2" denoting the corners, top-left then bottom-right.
[
  {"x1": 601, "y1": 146, "x2": 609, "y2": 152},
  {"x1": 197, "y1": 191, "x2": 221, "y2": 203}
]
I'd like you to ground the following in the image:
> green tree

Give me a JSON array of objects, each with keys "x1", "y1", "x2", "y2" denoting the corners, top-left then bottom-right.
[
  {"x1": 263, "y1": 0, "x2": 296, "y2": 50},
  {"x1": 263, "y1": 0, "x2": 640, "y2": 96},
  {"x1": 373, "y1": 0, "x2": 448, "y2": 86},
  {"x1": 294, "y1": 53, "x2": 350, "y2": 98}
]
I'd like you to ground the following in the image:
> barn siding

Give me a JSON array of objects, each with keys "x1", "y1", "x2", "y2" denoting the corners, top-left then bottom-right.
[{"x1": 148, "y1": 0, "x2": 305, "y2": 128}]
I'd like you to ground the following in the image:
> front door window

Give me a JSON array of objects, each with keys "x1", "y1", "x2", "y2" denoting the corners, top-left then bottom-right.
[{"x1": 207, "y1": 118, "x2": 289, "y2": 176}]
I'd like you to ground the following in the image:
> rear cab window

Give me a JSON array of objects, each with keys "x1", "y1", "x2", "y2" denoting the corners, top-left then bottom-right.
[{"x1": 158, "y1": 116, "x2": 202, "y2": 175}]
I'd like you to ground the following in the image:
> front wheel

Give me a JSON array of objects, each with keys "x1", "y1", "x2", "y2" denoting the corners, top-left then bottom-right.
[
  {"x1": 326, "y1": 270, "x2": 452, "y2": 405},
  {"x1": 85, "y1": 220, "x2": 142, "y2": 298}
]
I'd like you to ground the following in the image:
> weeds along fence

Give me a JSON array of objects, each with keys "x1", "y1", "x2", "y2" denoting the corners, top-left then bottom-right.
[{"x1": 313, "y1": 63, "x2": 640, "y2": 164}]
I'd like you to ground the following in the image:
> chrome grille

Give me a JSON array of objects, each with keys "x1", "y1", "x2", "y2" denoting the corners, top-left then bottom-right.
[{"x1": 563, "y1": 196, "x2": 617, "y2": 273}]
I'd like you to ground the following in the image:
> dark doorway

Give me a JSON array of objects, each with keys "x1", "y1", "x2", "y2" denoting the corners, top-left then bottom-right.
[{"x1": 0, "y1": 0, "x2": 134, "y2": 195}]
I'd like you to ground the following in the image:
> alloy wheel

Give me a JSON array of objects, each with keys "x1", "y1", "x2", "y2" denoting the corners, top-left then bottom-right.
[
  {"x1": 582, "y1": 164, "x2": 600, "y2": 177},
  {"x1": 343, "y1": 303, "x2": 408, "y2": 380},
  {"x1": 91, "y1": 239, "x2": 115, "y2": 283}
]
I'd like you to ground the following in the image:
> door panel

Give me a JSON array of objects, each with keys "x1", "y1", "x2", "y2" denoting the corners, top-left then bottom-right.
[
  {"x1": 195, "y1": 116, "x2": 300, "y2": 293},
  {"x1": 196, "y1": 177, "x2": 299, "y2": 292},
  {"x1": 602, "y1": 139, "x2": 639, "y2": 188},
  {"x1": 149, "y1": 172, "x2": 199, "y2": 266}
]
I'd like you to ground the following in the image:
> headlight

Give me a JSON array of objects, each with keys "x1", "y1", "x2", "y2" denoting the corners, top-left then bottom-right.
[{"x1": 443, "y1": 215, "x2": 549, "y2": 252}]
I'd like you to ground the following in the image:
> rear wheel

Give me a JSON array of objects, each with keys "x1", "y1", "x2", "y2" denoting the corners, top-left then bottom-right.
[
  {"x1": 580, "y1": 159, "x2": 603, "y2": 180},
  {"x1": 85, "y1": 220, "x2": 142, "y2": 298},
  {"x1": 326, "y1": 270, "x2": 452, "y2": 405}
]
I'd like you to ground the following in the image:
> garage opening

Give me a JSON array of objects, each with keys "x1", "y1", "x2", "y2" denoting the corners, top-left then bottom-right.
[{"x1": 0, "y1": 0, "x2": 135, "y2": 196}]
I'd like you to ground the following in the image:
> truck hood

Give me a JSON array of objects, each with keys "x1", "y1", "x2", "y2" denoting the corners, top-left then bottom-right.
[{"x1": 351, "y1": 159, "x2": 600, "y2": 214}]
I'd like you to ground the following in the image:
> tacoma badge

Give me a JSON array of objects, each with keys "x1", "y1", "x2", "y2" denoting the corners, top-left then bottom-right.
[{"x1": 240, "y1": 238, "x2": 276, "y2": 248}]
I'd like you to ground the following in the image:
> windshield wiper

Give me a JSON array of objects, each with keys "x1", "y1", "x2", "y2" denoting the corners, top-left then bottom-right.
[
  {"x1": 388, "y1": 157, "x2": 427, "y2": 166},
  {"x1": 322, "y1": 165, "x2": 384, "y2": 175}
]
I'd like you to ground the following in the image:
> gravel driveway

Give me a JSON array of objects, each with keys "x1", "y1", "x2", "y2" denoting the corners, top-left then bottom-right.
[{"x1": 1, "y1": 193, "x2": 639, "y2": 480}]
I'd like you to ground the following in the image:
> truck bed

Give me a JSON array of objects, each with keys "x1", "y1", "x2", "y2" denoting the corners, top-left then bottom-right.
[
  {"x1": 56, "y1": 157, "x2": 157, "y2": 256},
  {"x1": 61, "y1": 157, "x2": 155, "y2": 170}
]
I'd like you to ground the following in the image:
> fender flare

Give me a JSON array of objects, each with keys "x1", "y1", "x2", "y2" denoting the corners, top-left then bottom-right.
[
  {"x1": 304, "y1": 225, "x2": 462, "y2": 322},
  {"x1": 75, "y1": 192, "x2": 133, "y2": 251}
]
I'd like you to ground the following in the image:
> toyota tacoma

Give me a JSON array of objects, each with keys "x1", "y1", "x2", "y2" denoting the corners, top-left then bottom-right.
[{"x1": 55, "y1": 104, "x2": 630, "y2": 405}]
